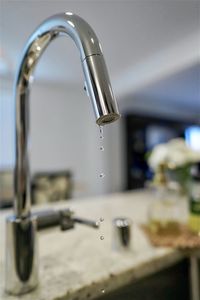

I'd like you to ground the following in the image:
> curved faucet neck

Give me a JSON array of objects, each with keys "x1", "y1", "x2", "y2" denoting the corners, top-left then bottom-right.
[
  {"x1": 14, "y1": 12, "x2": 120, "y2": 219},
  {"x1": 14, "y1": 13, "x2": 103, "y2": 218},
  {"x1": 16, "y1": 13, "x2": 103, "y2": 89}
]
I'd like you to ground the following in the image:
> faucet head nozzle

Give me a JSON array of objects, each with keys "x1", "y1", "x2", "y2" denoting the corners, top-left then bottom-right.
[
  {"x1": 96, "y1": 113, "x2": 120, "y2": 126},
  {"x1": 82, "y1": 54, "x2": 120, "y2": 126}
]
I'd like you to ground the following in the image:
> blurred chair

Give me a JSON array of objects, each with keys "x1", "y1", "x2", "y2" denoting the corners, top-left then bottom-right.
[{"x1": 31, "y1": 171, "x2": 73, "y2": 205}]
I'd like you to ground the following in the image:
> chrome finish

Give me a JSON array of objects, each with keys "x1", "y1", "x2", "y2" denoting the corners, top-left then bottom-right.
[
  {"x1": 5, "y1": 216, "x2": 38, "y2": 294},
  {"x1": 14, "y1": 12, "x2": 120, "y2": 219},
  {"x1": 34, "y1": 208, "x2": 99, "y2": 230},
  {"x1": 73, "y1": 217, "x2": 99, "y2": 229},
  {"x1": 112, "y1": 217, "x2": 132, "y2": 251},
  {"x1": 6, "y1": 12, "x2": 120, "y2": 295},
  {"x1": 82, "y1": 55, "x2": 120, "y2": 125}
]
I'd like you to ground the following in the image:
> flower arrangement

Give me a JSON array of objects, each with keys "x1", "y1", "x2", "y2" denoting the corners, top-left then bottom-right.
[
  {"x1": 148, "y1": 138, "x2": 200, "y2": 170},
  {"x1": 148, "y1": 138, "x2": 200, "y2": 194},
  {"x1": 147, "y1": 139, "x2": 200, "y2": 235}
]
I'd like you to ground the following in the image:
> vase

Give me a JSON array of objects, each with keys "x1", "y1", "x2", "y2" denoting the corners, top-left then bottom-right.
[{"x1": 148, "y1": 185, "x2": 188, "y2": 235}]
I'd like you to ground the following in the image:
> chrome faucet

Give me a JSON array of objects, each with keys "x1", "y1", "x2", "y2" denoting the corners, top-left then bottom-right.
[{"x1": 5, "y1": 13, "x2": 120, "y2": 295}]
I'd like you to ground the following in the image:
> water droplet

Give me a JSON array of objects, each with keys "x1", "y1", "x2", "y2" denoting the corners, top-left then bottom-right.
[
  {"x1": 29, "y1": 75, "x2": 34, "y2": 83},
  {"x1": 96, "y1": 221, "x2": 100, "y2": 227},
  {"x1": 99, "y1": 126, "x2": 104, "y2": 140},
  {"x1": 100, "y1": 236, "x2": 104, "y2": 240},
  {"x1": 99, "y1": 173, "x2": 105, "y2": 179},
  {"x1": 100, "y1": 217, "x2": 104, "y2": 222},
  {"x1": 100, "y1": 146, "x2": 104, "y2": 151},
  {"x1": 101, "y1": 289, "x2": 105, "y2": 294},
  {"x1": 100, "y1": 126, "x2": 103, "y2": 134}
]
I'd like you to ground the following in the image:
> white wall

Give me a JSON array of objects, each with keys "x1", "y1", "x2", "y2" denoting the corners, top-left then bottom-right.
[
  {"x1": 1, "y1": 76, "x2": 197, "y2": 200},
  {"x1": 30, "y1": 80, "x2": 124, "y2": 198}
]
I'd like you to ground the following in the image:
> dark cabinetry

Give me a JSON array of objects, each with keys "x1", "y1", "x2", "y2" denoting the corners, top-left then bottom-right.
[
  {"x1": 96, "y1": 259, "x2": 190, "y2": 300},
  {"x1": 125, "y1": 114, "x2": 194, "y2": 190}
]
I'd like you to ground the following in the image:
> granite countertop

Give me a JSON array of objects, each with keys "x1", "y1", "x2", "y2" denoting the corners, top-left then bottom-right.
[{"x1": 0, "y1": 190, "x2": 186, "y2": 300}]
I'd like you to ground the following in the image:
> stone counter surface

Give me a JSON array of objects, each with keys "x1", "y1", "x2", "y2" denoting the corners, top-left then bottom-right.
[{"x1": 0, "y1": 190, "x2": 185, "y2": 300}]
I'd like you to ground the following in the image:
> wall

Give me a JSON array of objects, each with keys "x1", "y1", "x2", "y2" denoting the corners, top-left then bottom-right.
[
  {"x1": 1, "y1": 77, "x2": 198, "y2": 200},
  {"x1": 30, "y1": 80, "x2": 124, "y2": 198}
]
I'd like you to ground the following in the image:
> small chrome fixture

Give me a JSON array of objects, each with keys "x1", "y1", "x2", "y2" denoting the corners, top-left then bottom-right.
[
  {"x1": 34, "y1": 208, "x2": 99, "y2": 230},
  {"x1": 112, "y1": 217, "x2": 132, "y2": 251},
  {"x1": 5, "y1": 13, "x2": 120, "y2": 295}
]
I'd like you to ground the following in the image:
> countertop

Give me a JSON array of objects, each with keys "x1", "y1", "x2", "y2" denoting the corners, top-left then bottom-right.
[{"x1": 0, "y1": 190, "x2": 186, "y2": 300}]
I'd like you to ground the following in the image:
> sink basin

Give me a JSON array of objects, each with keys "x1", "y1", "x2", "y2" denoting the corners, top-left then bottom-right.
[{"x1": 95, "y1": 259, "x2": 190, "y2": 300}]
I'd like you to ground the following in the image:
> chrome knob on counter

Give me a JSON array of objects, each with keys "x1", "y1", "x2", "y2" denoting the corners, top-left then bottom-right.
[{"x1": 112, "y1": 217, "x2": 132, "y2": 251}]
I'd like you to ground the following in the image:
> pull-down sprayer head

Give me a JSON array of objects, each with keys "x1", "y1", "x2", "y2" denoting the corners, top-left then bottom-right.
[{"x1": 82, "y1": 53, "x2": 120, "y2": 125}]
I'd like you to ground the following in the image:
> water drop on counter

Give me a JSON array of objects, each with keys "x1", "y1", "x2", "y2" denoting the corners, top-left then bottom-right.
[
  {"x1": 99, "y1": 173, "x2": 105, "y2": 179},
  {"x1": 100, "y1": 217, "x2": 104, "y2": 222},
  {"x1": 100, "y1": 146, "x2": 104, "y2": 151},
  {"x1": 100, "y1": 236, "x2": 104, "y2": 240}
]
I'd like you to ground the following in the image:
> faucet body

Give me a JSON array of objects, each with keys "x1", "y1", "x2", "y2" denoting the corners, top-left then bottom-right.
[{"x1": 5, "y1": 13, "x2": 120, "y2": 295}]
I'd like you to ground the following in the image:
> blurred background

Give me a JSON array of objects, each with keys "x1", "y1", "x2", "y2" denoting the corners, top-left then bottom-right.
[{"x1": 0, "y1": 0, "x2": 199, "y2": 206}]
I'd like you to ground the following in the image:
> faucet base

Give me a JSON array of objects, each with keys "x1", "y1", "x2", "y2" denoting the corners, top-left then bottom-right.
[{"x1": 5, "y1": 215, "x2": 38, "y2": 295}]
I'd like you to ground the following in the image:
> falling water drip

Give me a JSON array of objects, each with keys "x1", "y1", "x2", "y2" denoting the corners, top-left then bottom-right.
[
  {"x1": 101, "y1": 289, "x2": 105, "y2": 294},
  {"x1": 99, "y1": 126, "x2": 105, "y2": 179},
  {"x1": 99, "y1": 125, "x2": 103, "y2": 135},
  {"x1": 99, "y1": 126, "x2": 104, "y2": 140},
  {"x1": 98, "y1": 128, "x2": 105, "y2": 244},
  {"x1": 99, "y1": 173, "x2": 105, "y2": 179}
]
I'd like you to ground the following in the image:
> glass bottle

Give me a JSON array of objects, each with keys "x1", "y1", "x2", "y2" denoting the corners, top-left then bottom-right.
[
  {"x1": 188, "y1": 174, "x2": 200, "y2": 234},
  {"x1": 148, "y1": 165, "x2": 184, "y2": 235}
]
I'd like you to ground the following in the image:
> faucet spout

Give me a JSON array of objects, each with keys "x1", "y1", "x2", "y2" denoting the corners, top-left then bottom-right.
[
  {"x1": 6, "y1": 12, "x2": 120, "y2": 295},
  {"x1": 14, "y1": 12, "x2": 120, "y2": 219}
]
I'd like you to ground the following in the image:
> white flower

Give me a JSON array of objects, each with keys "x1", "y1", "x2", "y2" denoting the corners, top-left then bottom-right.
[
  {"x1": 148, "y1": 144, "x2": 168, "y2": 170},
  {"x1": 148, "y1": 138, "x2": 200, "y2": 171}
]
